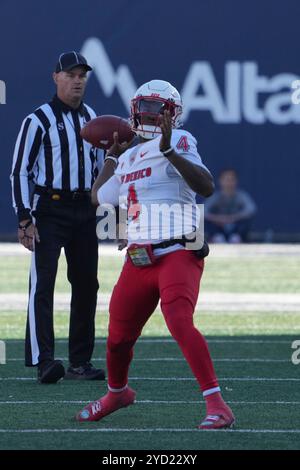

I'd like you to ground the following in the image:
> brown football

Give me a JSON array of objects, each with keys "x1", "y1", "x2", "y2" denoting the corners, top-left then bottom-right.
[{"x1": 80, "y1": 115, "x2": 135, "y2": 150}]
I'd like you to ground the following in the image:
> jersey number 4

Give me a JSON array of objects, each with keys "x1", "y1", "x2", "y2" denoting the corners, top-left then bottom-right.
[
  {"x1": 176, "y1": 136, "x2": 190, "y2": 152},
  {"x1": 127, "y1": 184, "x2": 140, "y2": 221}
]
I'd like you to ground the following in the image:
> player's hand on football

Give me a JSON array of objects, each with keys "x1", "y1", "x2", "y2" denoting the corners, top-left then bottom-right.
[
  {"x1": 107, "y1": 132, "x2": 134, "y2": 157},
  {"x1": 159, "y1": 110, "x2": 172, "y2": 153},
  {"x1": 18, "y1": 220, "x2": 40, "y2": 252}
]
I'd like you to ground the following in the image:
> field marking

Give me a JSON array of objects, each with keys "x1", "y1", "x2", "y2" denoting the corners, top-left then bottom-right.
[
  {"x1": 1, "y1": 400, "x2": 300, "y2": 405},
  {"x1": 4, "y1": 338, "x2": 296, "y2": 344},
  {"x1": 2, "y1": 292, "x2": 300, "y2": 312},
  {"x1": 2, "y1": 242, "x2": 300, "y2": 257},
  {"x1": 1, "y1": 428, "x2": 300, "y2": 434},
  {"x1": 130, "y1": 377, "x2": 300, "y2": 382},
  {"x1": 5, "y1": 357, "x2": 290, "y2": 363},
  {"x1": 1, "y1": 377, "x2": 300, "y2": 382}
]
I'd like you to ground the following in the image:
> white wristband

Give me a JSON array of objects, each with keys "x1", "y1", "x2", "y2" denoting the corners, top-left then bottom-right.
[
  {"x1": 104, "y1": 156, "x2": 118, "y2": 166},
  {"x1": 162, "y1": 147, "x2": 174, "y2": 157}
]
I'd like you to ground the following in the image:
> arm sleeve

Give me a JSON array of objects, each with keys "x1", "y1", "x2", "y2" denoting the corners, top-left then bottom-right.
[
  {"x1": 10, "y1": 116, "x2": 43, "y2": 222},
  {"x1": 97, "y1": 174, "x2": 121, "y2": 207}
]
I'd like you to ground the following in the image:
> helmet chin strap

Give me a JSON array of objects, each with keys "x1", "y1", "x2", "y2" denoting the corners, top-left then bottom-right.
[{"x1": 135, "y1": 124, "x2": 161, "y2": 140}]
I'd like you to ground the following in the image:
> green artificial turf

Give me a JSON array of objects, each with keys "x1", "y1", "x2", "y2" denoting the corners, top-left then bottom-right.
[{"x1": 0, "y1": 245, "x2": 300, "y2": 450}]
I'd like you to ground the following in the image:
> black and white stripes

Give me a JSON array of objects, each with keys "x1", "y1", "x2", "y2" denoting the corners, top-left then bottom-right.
[{"x1": 11, "y1": 95, "x2": 104, "y2": 221}]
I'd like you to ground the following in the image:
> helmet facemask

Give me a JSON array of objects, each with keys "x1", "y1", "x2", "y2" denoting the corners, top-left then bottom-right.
[{"x1": 131, "y1": 96, "x2": 182, "y2": 140}]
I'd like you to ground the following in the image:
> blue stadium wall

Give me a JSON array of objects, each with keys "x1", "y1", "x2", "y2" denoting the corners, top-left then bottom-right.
[{"x1": 0, "y1": 0, "x2": 299, "y2": 239}]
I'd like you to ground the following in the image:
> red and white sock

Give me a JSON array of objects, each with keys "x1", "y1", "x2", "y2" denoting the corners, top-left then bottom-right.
[{"x1": 203, "y1": 387, "x2": 228, "y2": 415}]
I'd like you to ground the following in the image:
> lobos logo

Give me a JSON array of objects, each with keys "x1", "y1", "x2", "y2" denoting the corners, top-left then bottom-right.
[{"x1": 81, "y1": 38, "x2": 300, "y2": 125}]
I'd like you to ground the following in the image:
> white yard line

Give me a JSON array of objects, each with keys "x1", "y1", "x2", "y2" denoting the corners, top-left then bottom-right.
[
  {"x1": 0, "y1": 400, "x2": 299, "y2": 405},
  {"x1": 2, "y1": 292, "x2": 300, "y2": 312},
  {"x1": 5, "y1": 357, "x2": 290, "y2": 363},
  {"x1": 129, "y1": 377, "x2": 300, "y2": 382},
  {"x1": 3, "y1": 338, "x2": 295, "y2": 344},
  {"x1": 0, "y1": 377, "x2": 299, "y2": 382},
  {"x1": 2, "y1": 243, "x2": 300, "y2": 257},
  {"x1": 0, "y1": 427, "x2": 300, "y2": 434}
]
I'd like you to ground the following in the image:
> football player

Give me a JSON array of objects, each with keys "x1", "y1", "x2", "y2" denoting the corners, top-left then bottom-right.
[{"x1": 76, "y1": 80, "x2": 235, "y2": 429}]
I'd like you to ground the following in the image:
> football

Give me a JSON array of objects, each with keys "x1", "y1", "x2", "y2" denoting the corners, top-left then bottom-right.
[{"x1": 80, "y1": 115, "x2": 135, "y2": 150}]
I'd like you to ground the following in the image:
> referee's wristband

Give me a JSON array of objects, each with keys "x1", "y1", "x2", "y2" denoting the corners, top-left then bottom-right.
[
  {"x1": 104, "y1": 155, "x2": 118, "y2": 166},
  {"x1": 161, "y1": 147, "x2": 174, "y2": 157}
]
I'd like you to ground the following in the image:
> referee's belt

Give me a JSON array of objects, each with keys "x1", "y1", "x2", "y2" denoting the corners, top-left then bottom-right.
[{"x1": 34, "y1": 185, "x2": 91, "y2": 201}]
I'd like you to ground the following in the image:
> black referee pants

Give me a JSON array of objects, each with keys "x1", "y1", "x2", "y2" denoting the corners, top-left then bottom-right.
[{"x1": 25, "y1": 192, "x2": 99, "y2": 367}]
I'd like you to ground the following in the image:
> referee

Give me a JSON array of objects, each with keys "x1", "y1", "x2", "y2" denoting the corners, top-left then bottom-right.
[{"x1": 10, "y1": 51, "x2": 105, "y2": 384}]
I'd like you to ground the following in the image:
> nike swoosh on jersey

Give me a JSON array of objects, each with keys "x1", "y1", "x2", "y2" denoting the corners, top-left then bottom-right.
[{"x1": 140, "y1": 151, "x2": 149, "y2": 158}]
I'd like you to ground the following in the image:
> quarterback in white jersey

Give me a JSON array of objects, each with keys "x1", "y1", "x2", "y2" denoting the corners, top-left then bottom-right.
[
  {"x1": 76, "y1": 80, "x2": 235, "y2": 430},
  {"x1": 99, "y1": 128, "x2": 210, "y2": 254}
]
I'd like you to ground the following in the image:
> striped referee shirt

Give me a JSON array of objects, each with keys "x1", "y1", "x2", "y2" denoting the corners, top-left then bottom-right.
[{"x1": 10, "y1": 94, "x2": 104, "y2": 222}]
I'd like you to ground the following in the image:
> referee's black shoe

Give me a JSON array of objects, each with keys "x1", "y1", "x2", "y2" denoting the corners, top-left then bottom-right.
[
  {"x1": 64, "y1": 362, "x2": 105, "y2": 381},
  {"x1": 38, "y1": 360, "x2": 65, "y2": 384}
]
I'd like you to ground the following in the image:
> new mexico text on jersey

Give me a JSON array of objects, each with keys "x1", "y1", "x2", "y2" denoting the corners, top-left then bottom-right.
[{"x1": 98, "y1": 129, "x2": 210, "y2": 248}]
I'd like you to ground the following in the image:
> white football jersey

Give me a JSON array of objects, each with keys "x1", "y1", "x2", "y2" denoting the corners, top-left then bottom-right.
[{"x1": 98, "y1": 129, "x2": 211, "y2": 255}]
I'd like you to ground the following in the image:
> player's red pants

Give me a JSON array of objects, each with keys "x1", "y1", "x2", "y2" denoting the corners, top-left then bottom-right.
[{"x1": 107, "y1": 249, "x2": 219, "y2": 393}]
